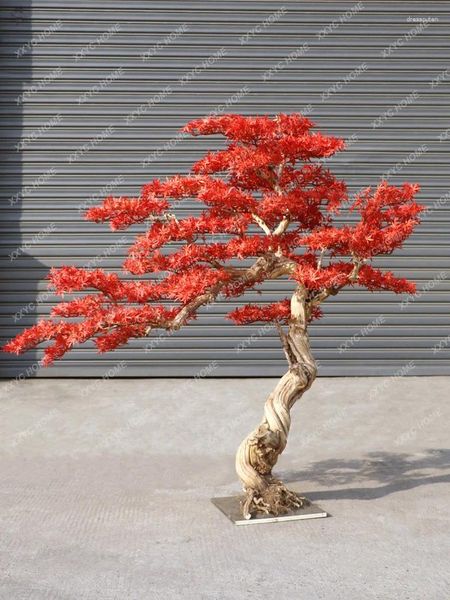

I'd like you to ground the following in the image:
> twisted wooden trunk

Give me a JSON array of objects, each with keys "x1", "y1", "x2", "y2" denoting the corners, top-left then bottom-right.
[{"x1": 235, "y1": 288, "x2": 318, "y2": 519}]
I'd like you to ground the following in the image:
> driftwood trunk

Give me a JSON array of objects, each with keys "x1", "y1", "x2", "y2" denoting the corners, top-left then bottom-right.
[{"x1": 235, "y1": 289, "x2": 317, "y2": 519}]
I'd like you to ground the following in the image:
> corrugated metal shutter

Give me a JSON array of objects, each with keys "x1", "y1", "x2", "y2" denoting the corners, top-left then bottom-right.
[{"x1": 1, "y1": 0, "x2": 449, "y2": 378}]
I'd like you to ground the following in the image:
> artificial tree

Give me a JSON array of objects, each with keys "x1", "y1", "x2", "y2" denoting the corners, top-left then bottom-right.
[{"x1": 4, "y1": 114, "x2": 422, "y2": 520}]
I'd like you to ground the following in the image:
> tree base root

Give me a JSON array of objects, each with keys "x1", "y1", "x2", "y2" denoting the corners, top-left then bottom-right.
[{"x1": 241, "y1": 480, "x2": 310, "y2": 519}]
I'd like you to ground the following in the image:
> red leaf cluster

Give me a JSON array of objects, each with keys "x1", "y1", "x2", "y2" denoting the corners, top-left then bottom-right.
[
  {"x1": 85, "y1": 193, "x2": 169, "y2": 231},
  {"x1": 228, "y1": 299, "x2": 323, "y2": 325},
  {"x1": 294, "y1": 262, "x2": 354, "y2": 291},
  {"x1": 357, "y1": 265, "x2": 416, "y2": 294},
  {"x1": 303, "y1": 181, "x2": 422, "y2": 259},
  {"x1": 228, "y1": 300, "x2": 292, "y2": 324}
]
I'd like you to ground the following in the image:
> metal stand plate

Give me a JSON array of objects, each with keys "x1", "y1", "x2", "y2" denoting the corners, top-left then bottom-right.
[{"x1": 211, "y1": 495, "x2": 328, "y2": 525}]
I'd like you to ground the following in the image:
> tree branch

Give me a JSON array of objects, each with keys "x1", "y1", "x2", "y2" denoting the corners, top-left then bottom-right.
[
  {"x1": 273, "y1": 216, "x2": 290, "y2": 236},
  {"x1": 309, "y1": 254, "x2": 364, "y2": 308},
  {"x1": 275, "y1": 321, "x2": 294, "y2": 367},
  {"x1": 251, "y1": 213, "x2": 271, "y2": 235},
  {"x1": 158, "y1": 254, "x2": 285, "y2": 334}
]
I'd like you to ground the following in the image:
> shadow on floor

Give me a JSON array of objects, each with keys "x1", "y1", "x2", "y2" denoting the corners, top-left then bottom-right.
[{"x1": 281, "y1": 449, "x2": 450, "y2": 501}]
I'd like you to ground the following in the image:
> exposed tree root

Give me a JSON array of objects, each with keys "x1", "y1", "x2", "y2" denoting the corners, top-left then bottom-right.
[{"x1": 241, "y1": 479, "x2": 310, "y2": 520}]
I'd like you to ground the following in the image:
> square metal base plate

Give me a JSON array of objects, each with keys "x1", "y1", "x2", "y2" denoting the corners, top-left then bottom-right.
[{"x1": 211, "y1": 495, "x2": 328, "y2": 525}]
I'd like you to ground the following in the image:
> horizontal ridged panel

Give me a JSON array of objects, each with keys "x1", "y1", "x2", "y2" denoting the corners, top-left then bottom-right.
[{"x1": 1, "y1": 0, "x2": 449, "y2": 377}]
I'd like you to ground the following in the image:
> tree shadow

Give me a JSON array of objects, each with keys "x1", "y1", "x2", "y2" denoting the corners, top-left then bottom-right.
[{"x1": 281, "y1": 449, "x2": 450, "y2": 501}]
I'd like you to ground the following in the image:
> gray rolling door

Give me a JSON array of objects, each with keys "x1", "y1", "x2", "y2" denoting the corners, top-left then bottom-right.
[{"x1": 0, "y1": 0, "x2": 449, "y2": 378}]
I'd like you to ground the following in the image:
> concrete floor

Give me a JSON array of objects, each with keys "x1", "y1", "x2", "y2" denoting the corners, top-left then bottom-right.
[{"x1": 0, "y1": 376, "x2": 449, "y2": 600}]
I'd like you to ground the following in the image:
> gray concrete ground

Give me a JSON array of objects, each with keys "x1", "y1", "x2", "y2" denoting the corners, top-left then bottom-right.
[{"x1": 0, "y1": 376, "x2": 449, "y2": 600}]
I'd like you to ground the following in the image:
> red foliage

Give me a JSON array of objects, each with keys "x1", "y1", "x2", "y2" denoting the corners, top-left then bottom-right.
[
  {"x1": 357, "y1": 265, "x2": 416, "y2": 294},
  {"x1": 3, "y1": 113, "x2": 423, "y2": 364},
  {"x1": 228, "y1": 300, "x2": 292, "y2": 324},
  {"x1": 294, "y1": 262, "x2": 354, "y2": 291},
  {"x1": 228, "y1": 299, "x2": 323, "y2": 325},
  {"x1": 303, "y1": 181, "x2": 422, "y2": 259},
  {"x1": 85, "y1": 194, "x2": 169, "y2": 231}
]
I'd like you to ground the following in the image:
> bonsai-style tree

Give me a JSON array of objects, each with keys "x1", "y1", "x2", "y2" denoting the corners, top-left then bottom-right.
[{"x1": 4, "y1": 114, "x2": 422, "y2": 519}]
